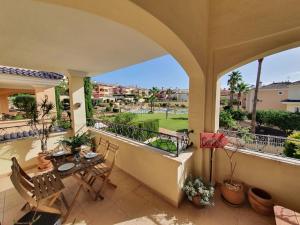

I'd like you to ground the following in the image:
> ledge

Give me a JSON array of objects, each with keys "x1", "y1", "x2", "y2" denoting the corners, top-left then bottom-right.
[
  {"x1": 224, "y1": 145, "x2": 300, "y2": 166},
  {"x1": 89, "y1": 128, "x2": 194, "y2": 165}
]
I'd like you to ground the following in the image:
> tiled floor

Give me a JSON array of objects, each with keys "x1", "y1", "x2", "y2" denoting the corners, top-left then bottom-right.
[{"x1": 0, "y1": 167, "x2": 275, "y2": 225}]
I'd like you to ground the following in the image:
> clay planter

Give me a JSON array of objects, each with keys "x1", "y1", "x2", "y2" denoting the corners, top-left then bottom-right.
[
  {"x1": 221, "y1": 180, "x2": 245, "y2": 206},
  {"x1": 192, "y1": 195, "x2": 202, "y2": 207},
  {"x1": 248, "y1": 187, "x2": 273, "y2": 216},
  {"x1": 37, "y1": 152, "x2": 52, "y2": 171}
]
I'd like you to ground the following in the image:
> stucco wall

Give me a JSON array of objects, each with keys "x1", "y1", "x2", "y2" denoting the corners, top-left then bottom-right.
[
  {"x1": 89, "y1": 129, "x2": 194, "y2": 207},
  {"x1": 0, "y1": 131, "x2": 70, "y2": 176},
  {"x1": 214, "y1": 149, "x2": 300, "y2": 212},
  {"x1": 288, "y1": 85, "x2": 300, "y2": 99},
  {"x1": 245, "y1": 89, "x2": 288, "y2": 112}
]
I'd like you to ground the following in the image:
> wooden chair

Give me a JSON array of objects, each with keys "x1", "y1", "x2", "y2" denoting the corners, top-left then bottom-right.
[
  {"x1": 89, "y1": 142, "x2": 119, "y2": 200},
  {"x1": 95, "y1": 136, "x2": 109, "y2": 158},
  {"x1": 10, "y1": 157, "x2": 65, "y2": 215}
]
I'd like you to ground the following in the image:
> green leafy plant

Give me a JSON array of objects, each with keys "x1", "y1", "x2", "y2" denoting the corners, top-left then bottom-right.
[
  {"x1": 219, "y1": 110, "x2": 237, "y2": 129},
  {"x1": 284, "y1": 132, "x2": 300, "y2": 159},
  {"x1": 27, "y1": 96, "x2": 55, "y2": 152},
  {"x1": 113, "y1": 113, "x2": 136, "y2": 124},
  {"x1": 183, "y1": 175, "x2": 214, "y2": 206},
  {"x1": 84, "y1": 77, "x2": 94, "y2": 126},
  {"x1": 12, "y1": 94, "x2": 36, "y2": 117},
  {"x1": 60, "y1": 133, "x2": 92, "y2": 153}
]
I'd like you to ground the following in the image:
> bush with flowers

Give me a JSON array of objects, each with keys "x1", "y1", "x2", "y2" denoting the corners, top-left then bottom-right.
[{"x1": 182, "y1": 176, "x2": 214, "y2": 206}]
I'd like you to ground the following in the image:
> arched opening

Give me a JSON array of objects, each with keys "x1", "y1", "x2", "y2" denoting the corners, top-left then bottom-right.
[{"x1": 218, "y1": 46, "x2": 300, "y2": 151}]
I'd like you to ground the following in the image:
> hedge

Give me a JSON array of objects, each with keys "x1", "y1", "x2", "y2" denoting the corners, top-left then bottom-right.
[{"x1": 248, "y1": 110, "x2": 300, "y2": 134}]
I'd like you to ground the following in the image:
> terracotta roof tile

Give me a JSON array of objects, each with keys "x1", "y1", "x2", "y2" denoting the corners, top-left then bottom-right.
[{"x1": 0, "y1": 66, "x2": 63, "y2": 80}]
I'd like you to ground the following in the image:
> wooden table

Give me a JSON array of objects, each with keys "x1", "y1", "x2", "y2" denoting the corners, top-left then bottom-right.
[{"x1": 48, "y1": 152, "x2": 105, "y2": 220}]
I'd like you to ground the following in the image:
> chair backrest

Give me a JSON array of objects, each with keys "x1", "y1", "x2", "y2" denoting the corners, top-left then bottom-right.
[
  {"x1": 105, "y1": 142, "x2": 119, "y2": 170},
  {"x1": 96, "y1": 136, "x2": 109, "y2": 158},
  {"x1": 11, "y1": 157, "x2": 32, "y2": 182},
  {"x1": 10, "y1": 158, "x2": 36, "y2": 207}
]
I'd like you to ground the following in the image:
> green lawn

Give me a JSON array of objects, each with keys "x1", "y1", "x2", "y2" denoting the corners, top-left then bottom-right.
[
  {"x1": 134, "y1": 113, "x2": 188, "y2": 132},
  {"x1": 100, "y1": 112, "x2": 188, "y2": 132}
]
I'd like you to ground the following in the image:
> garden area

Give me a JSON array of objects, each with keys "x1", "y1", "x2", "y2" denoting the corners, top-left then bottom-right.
[{"x1": 99, "y1": 112, "x2": 188, "y2": 132}]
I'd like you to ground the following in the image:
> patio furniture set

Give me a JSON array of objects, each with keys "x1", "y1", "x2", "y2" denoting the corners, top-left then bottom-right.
[{"x1": 10, "y1": 136, "x2": 119, "y2": 224}]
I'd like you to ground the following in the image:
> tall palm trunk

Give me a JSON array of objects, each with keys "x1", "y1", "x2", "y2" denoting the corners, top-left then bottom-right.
[
  {"x1": 229, "y1": 91, "x2": 234, "y2": 107},
  {"x1": 251, "y1": 58, "x2": 264, "y2": 133},
  {"x1": 237, "y1": 93, "x2": 241, "y2": 110}
]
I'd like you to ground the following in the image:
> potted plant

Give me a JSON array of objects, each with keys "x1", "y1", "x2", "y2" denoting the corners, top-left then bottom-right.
[
  {"x1": 183, "y1": 176, "x2": 214, "y2": 207},
  {"x1": 27, "y1": 96, "x2": 55, "y2": 171},
  {"x1": 220, "y1": 132, "x2": 244, "y2": 206},
  {"x1": 60, "y1": 133, "x2": 92, "y2": 155}
]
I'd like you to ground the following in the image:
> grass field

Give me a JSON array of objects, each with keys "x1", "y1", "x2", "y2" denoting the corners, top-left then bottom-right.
[
  {"x1": 101, "y1": 112, "x2": 188, "y2": 132},
  {"x1": 134, "y1": 113, "x2": 188, "y2": 132}
]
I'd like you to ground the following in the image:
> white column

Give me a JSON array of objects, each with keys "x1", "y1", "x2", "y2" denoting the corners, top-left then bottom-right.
[{"x1": 68, "y1": 70, "x2": 87, "y2": 135}]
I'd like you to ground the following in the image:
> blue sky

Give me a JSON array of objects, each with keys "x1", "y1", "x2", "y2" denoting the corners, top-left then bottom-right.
[{"x1": 93, "y1": 47, "x2": 300, "y2": 89}]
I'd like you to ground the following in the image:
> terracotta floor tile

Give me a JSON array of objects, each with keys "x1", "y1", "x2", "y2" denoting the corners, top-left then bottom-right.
[{"x1": 0, "y1": 169, "x2": 275, "y2": 225}]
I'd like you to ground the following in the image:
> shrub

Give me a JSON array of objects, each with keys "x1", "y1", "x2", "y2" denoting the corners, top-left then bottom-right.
[
  {"x1": 105, "y1": 106, "x2": 112, "y2": 112},
  {"x1": 181, "y1": 104, "x2": 186, "y2": 108},
  {"x1": 284, "y1": 132, "x2": 300, "y2": 159},
  {"x1": 230, "y1": 110, "x2": 247, "y2": 121},
  {"x1": 12, "y1": 94, "x2": 36, "y2": 115},
  {"x1": 58, "y1": 120, "x2": 71, "y2": 129},
  {"x1": 113, "y1": 113, "x2": 136, "y2": 124},
  {"x1": 250, "y1": 110, "x2": 300, "y2": 134},
  {"x1": 219, "y1": 110, "x2": 237, "y2": 128},
  {"x1": 220, "y1": 97, "x2": 228, "y2": 106},
  {"x1": 14, "y1": 114, "x2": 24, "y2": 120},
  {"x1": 112, "y1": 108, "x2": 120, "y2": 113}
]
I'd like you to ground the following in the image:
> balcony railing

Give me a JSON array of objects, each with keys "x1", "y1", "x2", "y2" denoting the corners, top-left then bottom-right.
[
  {"x1": 218, "y1": 128, "x2": 300, "y2": 159},
  {"x1": 88, "y1": 119, "x2": 191, "y2": 156}
]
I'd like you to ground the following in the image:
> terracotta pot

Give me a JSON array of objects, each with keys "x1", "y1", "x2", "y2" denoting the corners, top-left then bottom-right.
[
  {"x1": 248, "y1": 187, "x2": 273, "y2": 216},
  {"x1": 221, "y1": 180, "x2": 245, "y2": 206},
  {"x1": 37, "y1": 152, "x2": 52, "y2": 171},
  {"x1": 192, "y1": 195, "x2": 202, "y2": 207}
]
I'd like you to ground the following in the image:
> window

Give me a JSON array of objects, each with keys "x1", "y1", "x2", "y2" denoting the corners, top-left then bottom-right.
[{"x1": 295, "y1": 107, "x2": 300, "y2": 113}]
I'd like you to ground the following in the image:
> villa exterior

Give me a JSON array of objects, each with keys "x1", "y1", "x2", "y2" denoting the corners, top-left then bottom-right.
[
  {"x1": 281, "y1": 81, "x2": 300, "y2": 112},
  {"x1": 245, "y1": 81, "x2": 300, "y2": 112},
  {"x1": 1, "y1": 1, "x2": 300, "y2": 223}
]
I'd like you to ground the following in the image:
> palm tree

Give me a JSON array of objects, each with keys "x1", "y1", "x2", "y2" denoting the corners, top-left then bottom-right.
[
  {"x1": 149, "y1": 87, "x2": 160, "y2": 112},
  {"x1": 236, "y1": 82, "x2": 250, "y2": 110},
  {"x1": 251, "y1": 58, "x2": 264, "y2": 133},
  {"x1": 227, "y1": 71, "x2": 242, "y2": 107}
]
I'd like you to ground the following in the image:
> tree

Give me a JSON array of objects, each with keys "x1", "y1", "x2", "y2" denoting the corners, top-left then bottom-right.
[
  {"x1": 165, "y1": 88, "x2": 174, "y2": 119},
  {"x1": 236, "y1": 82, "x2": 250, "y2": 110},
  {"x1": 227, "y1": 71, "x2": 242, "y2": 107},
  {"x1": 84, "y1": 77, "x2": 94, "y2": 126},
  {"x1": 12, "y1": 94, "x2": 36, "y2": 117},
  {"x1": 148, "y1": 87, "x2": 160, "y2": 112},
  {"x1": 251, "y1": 58, "x2": 264, "y2": 133}
]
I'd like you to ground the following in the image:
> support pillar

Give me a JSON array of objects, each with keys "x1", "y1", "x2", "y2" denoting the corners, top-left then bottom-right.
[
  {"x1": 68, "y1": 70, "x2": 87, "y2": 135},
  {"x1": 0, "y1": 95, "x2": 9, "y2": 114}
]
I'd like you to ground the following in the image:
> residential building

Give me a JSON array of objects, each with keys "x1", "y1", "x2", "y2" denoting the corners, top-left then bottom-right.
[
  {"x1": 245, "y1": 81, "x2": 300, "y2": 112},
  {"x1": 245, "y1": 82, "x2": 289, "y2": 112},
  {"x1": 281, "y1": 81, "x2": 300, "y2": 112}
]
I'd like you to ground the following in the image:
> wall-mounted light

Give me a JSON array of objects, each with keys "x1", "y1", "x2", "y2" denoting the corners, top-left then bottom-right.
[{"x1": 74, "y1": 102, "x2": 81, "y2": 109}]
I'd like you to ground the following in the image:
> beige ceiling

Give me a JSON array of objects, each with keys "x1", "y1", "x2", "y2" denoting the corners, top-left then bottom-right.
[{"x1": 0, "y1": 0, "x2": 166, "y2": 76}]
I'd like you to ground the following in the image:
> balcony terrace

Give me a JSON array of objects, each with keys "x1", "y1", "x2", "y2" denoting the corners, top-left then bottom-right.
[
  {"x1": 1, "y1": 0, "x2": 300, "y2": 224},
  {"x1": 0, "y1": 167, "x2": 274, "y2": 225}
]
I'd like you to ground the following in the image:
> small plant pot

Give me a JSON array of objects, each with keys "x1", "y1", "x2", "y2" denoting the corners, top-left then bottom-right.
[
  {"x1": 221, "y1": 180, "x2": 245, "y2": 206},
  {"x1": 248, "y1": 187, "x2": 273, "y2": 216},
  {"x1": 192, "y1": 195, "x2": 202, "y2": 207},
  {"x1": 37, "y1": 152, "x2": 52, "y2": 171}
]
